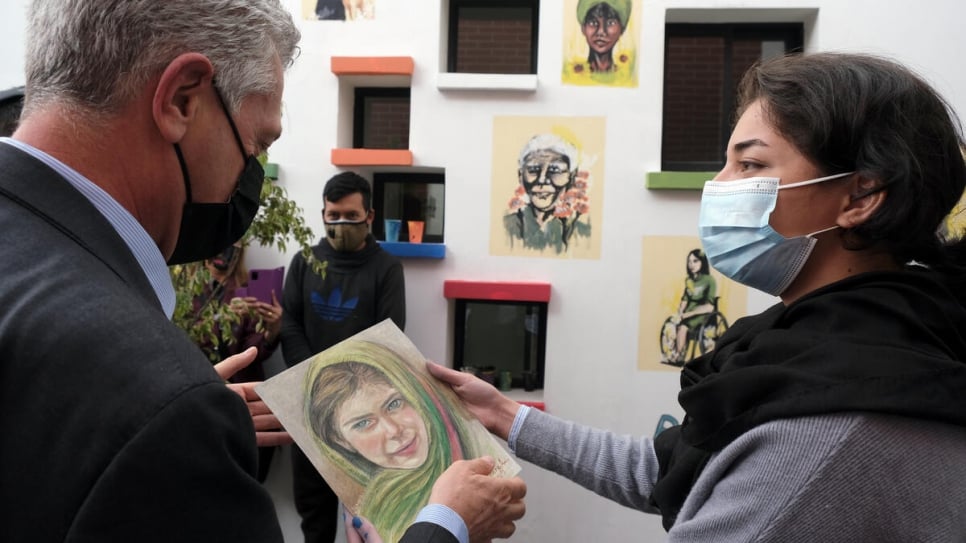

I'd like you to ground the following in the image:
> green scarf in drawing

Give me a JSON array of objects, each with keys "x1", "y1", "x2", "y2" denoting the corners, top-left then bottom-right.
[{"x1": 304, "y1": 340, "x2": 495, "y2": 542}]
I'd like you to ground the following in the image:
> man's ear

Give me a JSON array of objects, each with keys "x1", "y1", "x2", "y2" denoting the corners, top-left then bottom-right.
[
  {"x1": 152, "y1": 53, "x2": 215, "y2": 144},
  {"x1": 365, "y1": 208, "x2": 375, "y2": 226},
  {"x1": 839, "y1": 175, "x2": 887, "y2": 229}
]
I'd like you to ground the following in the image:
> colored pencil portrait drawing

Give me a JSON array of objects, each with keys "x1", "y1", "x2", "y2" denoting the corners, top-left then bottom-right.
[
  {"x1": 255, "y1": 320, "x2": 520, "y2": 543},
  {"x1": 637, "y1": 236, "x2": 748, "y2": 372},
  {"x1": 941, "y1": 189, "x2": 966, "y2": 242},
  {"x1": 301, "y1": 0, "x2": 375, "y2": 20},
  {"x1": 489, "y1": 116, "x2": 605, "y2": 260},
  {"x1": 562, "y1": 0, "x2": 640, "y2": 87}
]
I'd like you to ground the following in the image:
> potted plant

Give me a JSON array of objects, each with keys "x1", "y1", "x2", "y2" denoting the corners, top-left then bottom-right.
[{"x1": 169, "y1": 156, "x2": 326, "y2": 361}]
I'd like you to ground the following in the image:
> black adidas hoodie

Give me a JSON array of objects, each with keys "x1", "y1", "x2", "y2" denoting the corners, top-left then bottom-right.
[{"x1": 279, "y1": 234, "x2": 405, "y2": 367}]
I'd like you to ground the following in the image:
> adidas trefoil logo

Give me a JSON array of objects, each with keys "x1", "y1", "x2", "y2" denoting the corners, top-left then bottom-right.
[{"x1": 310, "y1": 288, "x2": 358, "y2": 322}]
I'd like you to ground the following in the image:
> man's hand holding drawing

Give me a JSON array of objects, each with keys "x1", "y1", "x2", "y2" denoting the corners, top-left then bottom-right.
[
  {"x1": 429, "y1": 456, "x2": 527, "y2": 543},
  {"x1": 215, "y1": 347, "x2": 292, "y2": 447}
]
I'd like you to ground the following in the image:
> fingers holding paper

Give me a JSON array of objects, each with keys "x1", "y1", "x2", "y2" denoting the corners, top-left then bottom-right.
[
  {"x1": 430, "y1": 456, "x2": 527, "y2": 542},
  {"x1": 426, "y1": 361, "x2": 522, "y2": 441},
  {"x1": 215, "y1": 348, "x2": 293, "y2": 447}
]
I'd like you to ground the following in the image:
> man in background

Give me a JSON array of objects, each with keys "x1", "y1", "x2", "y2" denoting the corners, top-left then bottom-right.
[{"x1": 281, "y1": 171, "x2": 406, "y2": 543}]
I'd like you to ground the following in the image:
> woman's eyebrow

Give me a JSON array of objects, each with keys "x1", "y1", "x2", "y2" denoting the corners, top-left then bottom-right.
[
  {"x1": 733, "y1": 138, "x2": 769, "y2": 153},
  {"x1": 341, "y1": 410, "x2": 373, "y2": 426},
  {"x1": 380, "y1": 390, "x2": 402, "y2": 409}
]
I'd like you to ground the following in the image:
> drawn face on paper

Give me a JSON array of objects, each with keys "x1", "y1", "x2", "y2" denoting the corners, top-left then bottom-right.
[
  {"x1": 335, "y1": 382, "x2": 430, "y2": 469},
  {"x1": 687, "y1": 252, "x2": 702, "y2": 276},
  {"x1": 519, "y1": 149, "x2": 574, "y2": 212},
  {"x1": 582, "y1": 5, "x2": 624, "y2": 55}
]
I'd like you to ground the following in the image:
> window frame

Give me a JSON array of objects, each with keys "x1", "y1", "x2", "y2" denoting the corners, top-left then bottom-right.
[
  {"x1": 661, "y1": 22, "x2": 804, "y2": 172},
  {"x1": 447, "y1": 0, "x2": 540, "y2": 75},
  {"x1": 372, "y1": 172, "x2": 445, "y2": 244},
  {"x1": 453, "y1": 298, "x2": 547, "y2": 390},
  {"x1": 352, "y1": 87, "x2": 412, "y2": 149}
]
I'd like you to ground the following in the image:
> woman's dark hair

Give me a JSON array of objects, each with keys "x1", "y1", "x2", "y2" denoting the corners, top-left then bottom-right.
[
  {"x1": 323, "y1": 171, "x2": 372, "y2": 211},
  {"x1": 685, "y1": 248, "x2": 710, "y2": 278},
  {"x1": 736, "y1": 52, "x2": 966, "y2": 270}
]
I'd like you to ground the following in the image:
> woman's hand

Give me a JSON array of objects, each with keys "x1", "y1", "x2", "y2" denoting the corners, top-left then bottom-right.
[
  {"x1": 342, "y1": 506, "x2": 384, "y2": 543},
  {"x1": 426, "y1": 362, "x2": 521, "y2": 440},
  {"x1": 249, "y1": 291, "x2": 283, "y2": 343}
]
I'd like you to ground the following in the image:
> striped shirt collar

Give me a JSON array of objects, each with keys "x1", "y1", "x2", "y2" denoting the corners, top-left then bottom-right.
[{"x1": 1, "y1": 137, "x2": 176, "y2": 318}]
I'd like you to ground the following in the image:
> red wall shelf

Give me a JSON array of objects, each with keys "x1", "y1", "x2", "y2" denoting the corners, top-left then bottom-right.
[{"x1": 442, "y1": 280, "x2": 551, "y2": 302}]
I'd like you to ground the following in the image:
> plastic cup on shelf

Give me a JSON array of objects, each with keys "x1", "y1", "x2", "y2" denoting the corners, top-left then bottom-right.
[
  {"x1": 384, "y1": 219, "x2": 401, "y2": 242},
  {"x1": 407, "y1": 220, "x2": 424, "y2": 243}
]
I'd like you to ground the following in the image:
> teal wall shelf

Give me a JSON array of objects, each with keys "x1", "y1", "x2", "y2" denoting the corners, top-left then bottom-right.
[
  {"x1": 378, "y1": 241, "x2": 446, "y2": 259},
  {"x1": 263, "y1": 162, "x2": 279, "y2": 180}
]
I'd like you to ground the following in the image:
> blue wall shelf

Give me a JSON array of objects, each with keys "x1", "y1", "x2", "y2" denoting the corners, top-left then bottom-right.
[{"x1": 378, "y1": 241, "x2": 446, "y2": 259}]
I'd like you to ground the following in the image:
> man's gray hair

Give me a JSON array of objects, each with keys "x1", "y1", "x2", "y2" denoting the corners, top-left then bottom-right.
[
  {"x1": 518, "y1": 134, "x2": 579, "y2": 173},
  {"x1": 24, "y1": 0, "x2": 300, "y2": 117}
]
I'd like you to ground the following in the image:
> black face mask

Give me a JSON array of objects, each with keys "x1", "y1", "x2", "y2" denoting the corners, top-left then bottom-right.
[{"x1": 167, "y1": 84, "x2": 264, "y2": 265}]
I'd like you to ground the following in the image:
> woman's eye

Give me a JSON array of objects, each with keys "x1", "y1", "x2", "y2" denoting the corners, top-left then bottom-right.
[
  {"x1": 386, "y1": 398, "x2": 403, "y2": 412},
  {"x1": 738, "y1": 161, "x2": 762, "y2": 172},
  {"x1": 350, "y1": 418, "x2": 372, "y2": 432}
]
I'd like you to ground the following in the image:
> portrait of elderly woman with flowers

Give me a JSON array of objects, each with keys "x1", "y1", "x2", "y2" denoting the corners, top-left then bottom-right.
[{"x1": 503, "y1": 133, "x2": 592, "y2": 254}]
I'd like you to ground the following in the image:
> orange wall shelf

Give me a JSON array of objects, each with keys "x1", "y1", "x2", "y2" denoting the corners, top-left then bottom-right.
[
  {"x1": 331, "y1": 56, "x2": 414, "y2": 76},
  {"x1": 330, "y1": 148, "x2": 414, "y2": 167}
]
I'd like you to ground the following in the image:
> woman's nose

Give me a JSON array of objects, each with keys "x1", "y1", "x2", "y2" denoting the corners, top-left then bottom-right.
[
  {"x1": 537, "y1": 166, "x2": 553, "y2": 184},
  {"x1": 382, "y1": 418, "x2": 402, "y2": 438}
]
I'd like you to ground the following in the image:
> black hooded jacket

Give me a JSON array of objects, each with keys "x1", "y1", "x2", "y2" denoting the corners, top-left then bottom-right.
[{"x1": 650, "y1": 267, "x2": 966, "y2": 529}]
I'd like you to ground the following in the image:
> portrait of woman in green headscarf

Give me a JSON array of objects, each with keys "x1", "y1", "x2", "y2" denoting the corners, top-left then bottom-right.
[
  {"x1": 562, "y1": 0, "x2": 639, "y2": 87},
  {"x1": 304, "y1": 339, "x2": 515, "y2": 543}
]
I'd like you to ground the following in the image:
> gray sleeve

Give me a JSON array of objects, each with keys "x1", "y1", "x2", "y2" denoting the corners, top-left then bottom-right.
[
  {"x1": 512, "y1": 408, "x2": 662, "y2": 513},
  {"x1": 670, "y1": 414, "x2": 966, "y2": 542}
]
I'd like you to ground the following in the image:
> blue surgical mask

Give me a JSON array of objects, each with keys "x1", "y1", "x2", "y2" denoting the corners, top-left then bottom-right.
[{"x1": 698, "y1": 172, "x2": 853, "y2": 296}]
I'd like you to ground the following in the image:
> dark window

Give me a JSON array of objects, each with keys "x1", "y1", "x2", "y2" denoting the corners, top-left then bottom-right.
[
  {"x1": 448, "y1": 0, "x2": 539, "y2": 75},
  {"x1": 454, "y1": 299, "x2": 546, "y2": 389},
  {"x1": 661, "y1": 23, "x2": 803, "y2": 171},
  {"x1": 372, "y1": 172, "x2": 445, "y2": 243},
  {"x1": 353, "y1": 87, "x2": 411, "y2": 149}
]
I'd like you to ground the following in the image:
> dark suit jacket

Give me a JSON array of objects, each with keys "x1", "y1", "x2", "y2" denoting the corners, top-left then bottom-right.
[
  {"x1": 400, "y1": 522, "x2": 460, "y2": 543},
  {"x1": 0, "y1": 144, "x2": 457, "y2": 543},
  {"x1": 0, "y1": 144, "x2": 283, "y2": 542}
]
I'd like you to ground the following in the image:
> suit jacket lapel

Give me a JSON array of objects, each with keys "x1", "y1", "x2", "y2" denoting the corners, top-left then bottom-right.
[{"x1": 0, "y1": 144, "x2": 162, "y2": 311}]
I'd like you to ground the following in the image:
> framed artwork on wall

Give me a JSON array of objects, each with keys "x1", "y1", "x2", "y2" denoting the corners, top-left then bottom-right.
[{"x1": 636, "y1": 235, "x2": 748, "y2": 371}]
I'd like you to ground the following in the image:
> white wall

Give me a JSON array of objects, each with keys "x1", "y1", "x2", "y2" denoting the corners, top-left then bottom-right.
[{"x1": 3, "y1": 1, "x2": 965, "y2": 541}]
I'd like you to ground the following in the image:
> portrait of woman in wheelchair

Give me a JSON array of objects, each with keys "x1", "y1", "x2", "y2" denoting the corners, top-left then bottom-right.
[{"x1": 660, "y1": 248, "x2": 729, "y2": 366}]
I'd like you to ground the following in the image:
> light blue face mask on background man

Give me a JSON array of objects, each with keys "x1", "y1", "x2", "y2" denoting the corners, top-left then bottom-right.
[{"x1": 698, "y1": 172, "x2": 854, "y2": 296}]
